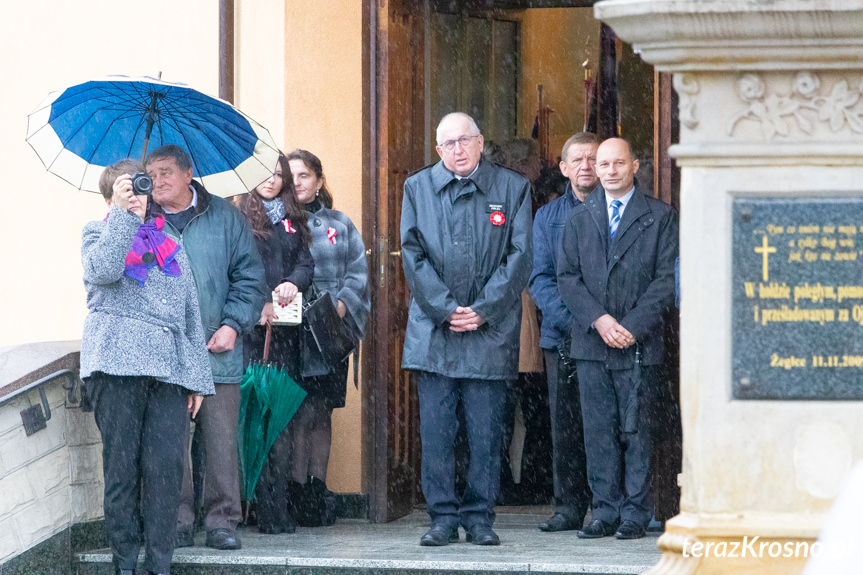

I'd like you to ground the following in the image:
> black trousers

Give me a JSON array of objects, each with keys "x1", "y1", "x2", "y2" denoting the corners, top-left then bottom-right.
[
  {"x1": 417, "y1": 372, "x2": 506, "y2": 530},
  {"x1": 88, "y1": 373, "x2": 188, "y2": 574},
  {"x1": 254, "y1": 425, "x2": 293, "y2": 531},
  {"x1": 576, "y1": 360, "x2": 657, "y2": 528},
  {"x1": 543, "y1": 348, "x2": 591, "y2": 522}
]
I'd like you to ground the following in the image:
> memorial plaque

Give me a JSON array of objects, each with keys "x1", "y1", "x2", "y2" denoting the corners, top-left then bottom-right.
[{"x1": 733, "y1": 197, "x2": 863, "y2": 400}]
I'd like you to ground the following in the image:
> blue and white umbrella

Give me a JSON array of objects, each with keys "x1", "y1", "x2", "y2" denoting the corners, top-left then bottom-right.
[{"x1": 26, "y1": 75, "x2": 280, "y2": 197}]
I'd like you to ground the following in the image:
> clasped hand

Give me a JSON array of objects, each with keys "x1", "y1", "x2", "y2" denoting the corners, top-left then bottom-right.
[
  {"x1": 594, "y1": 314, "x2": 636, "y2": 349},
  {"x1": 449, "y1": 306, "x2": 485, "y2": 332}
]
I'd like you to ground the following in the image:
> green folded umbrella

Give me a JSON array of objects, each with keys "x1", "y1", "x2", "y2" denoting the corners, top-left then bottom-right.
[{"x1": 238, "y1": 327, "x2": 306, "y2": 504}]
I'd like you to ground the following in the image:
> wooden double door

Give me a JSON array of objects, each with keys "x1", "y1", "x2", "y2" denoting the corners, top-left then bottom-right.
[{"x1": 361, "y1": 0, "x2": 679, "y2": 523}]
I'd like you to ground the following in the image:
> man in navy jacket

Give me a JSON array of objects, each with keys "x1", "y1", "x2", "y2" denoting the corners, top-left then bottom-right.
[
  {"x1": 558, "y1": 138, "x2": 678, "y2": 540},
  {"x1": 529, "y1": 132, "x2": 598, "y2": 533}
]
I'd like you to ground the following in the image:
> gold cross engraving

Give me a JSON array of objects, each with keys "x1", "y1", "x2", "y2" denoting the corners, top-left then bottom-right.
[{"x1": 754, "y1": 236, "x2": 776, "y2": 282}]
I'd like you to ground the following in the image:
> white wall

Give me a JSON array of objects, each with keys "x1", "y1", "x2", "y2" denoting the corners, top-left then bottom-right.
[
  {"x1": 0, "y1": 0, "x2": 219, "y2": 347},
  {"x1": 0, "y1": 381, "x2": 103, "y2": 562}
]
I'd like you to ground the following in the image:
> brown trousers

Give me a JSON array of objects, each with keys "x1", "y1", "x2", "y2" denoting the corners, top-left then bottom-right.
[{"x1": 177, "y1": 382, "x2": 242, "y2": 532}]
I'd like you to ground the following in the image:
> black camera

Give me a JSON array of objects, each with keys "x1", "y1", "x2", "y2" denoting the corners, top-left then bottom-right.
[{"x1": 130, "y1": 172, "x2": 153, "y2": 196}]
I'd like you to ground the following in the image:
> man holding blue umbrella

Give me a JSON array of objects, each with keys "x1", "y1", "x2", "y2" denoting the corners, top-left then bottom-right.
[
  {"x1": 27, "y1": 75, "x2": 279, "y2": 551},
  {"x1": 146, "y1": 145, "x2": 266, "y2": 551}
]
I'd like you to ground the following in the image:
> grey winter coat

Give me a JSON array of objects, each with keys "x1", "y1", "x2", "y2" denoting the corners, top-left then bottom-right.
[
  {"x1": 306, "y1": 199, "x2": 370, "y2": 338},
  {"x1": 301, "y1": 199, "x2": 370, "y2": 377},
  {"x1": 400, "y1": 158, "x2": 533, "y2": 380},
  {"x1": 80, "y1": 206, "x2": 214, "y2": 395},
  {"x1": 152, "y1": 181, "x2": 266, "y2": 384}
]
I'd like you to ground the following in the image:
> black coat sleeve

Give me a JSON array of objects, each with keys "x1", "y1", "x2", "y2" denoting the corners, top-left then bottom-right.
[{"x1": 283, "y1": 239, "x2": 315, "y2": 293}]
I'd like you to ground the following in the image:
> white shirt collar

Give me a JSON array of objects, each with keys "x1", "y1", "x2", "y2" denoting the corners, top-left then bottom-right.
[
  {"x1": 606, "y1": 185, "x2": 635, "y2": 216},
  {"x1": 163, "y1": 185, "x2": 198, "y2": 214},
  {"x1": 453, "y1": 163, "x2": 480, "y2": 180}
]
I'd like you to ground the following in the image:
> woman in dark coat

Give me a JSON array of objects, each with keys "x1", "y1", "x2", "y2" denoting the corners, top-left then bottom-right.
[
  {"x1": 82, "y1": 159, "x2": 214, "y2": 575},
  {"x1": 286, "y1": 149, "x2": 370, "y2": 526},
  {"x1": 234, "y1": 153, "x2": 314, "y2": 534}
]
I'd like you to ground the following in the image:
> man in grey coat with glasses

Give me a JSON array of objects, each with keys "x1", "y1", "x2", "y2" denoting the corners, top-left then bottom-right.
[{"x1": 401, "y1": 112, "x2": 532, "y2": 547}]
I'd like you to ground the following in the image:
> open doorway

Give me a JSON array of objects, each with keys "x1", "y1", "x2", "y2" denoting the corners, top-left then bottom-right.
[{"x1": 364, "y1": 0, "x2": 680, "y2": 523}]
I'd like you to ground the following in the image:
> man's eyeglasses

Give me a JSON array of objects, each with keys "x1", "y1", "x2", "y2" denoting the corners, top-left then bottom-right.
[{"x1": 439, "y1": 135, "x2": 479, "y2": 152}]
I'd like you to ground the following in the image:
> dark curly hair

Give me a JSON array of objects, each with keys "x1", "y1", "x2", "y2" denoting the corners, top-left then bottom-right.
[{"x1": 233, "y1": 154, "x2": 311, "y2": 246}]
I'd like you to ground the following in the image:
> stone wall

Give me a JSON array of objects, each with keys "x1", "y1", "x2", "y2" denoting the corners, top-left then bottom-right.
[{"x1": 0, "y1": 379, "x2": 103, "y2": 564}]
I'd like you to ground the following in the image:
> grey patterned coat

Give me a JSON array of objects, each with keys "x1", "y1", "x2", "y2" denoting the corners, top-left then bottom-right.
[
  {"x1": 80, "y1": 206, "x2": 215, "y2": 395},
  {"x1": 305, "y1": 199, "x2": 370, "y2": 339},
  {"x1": 301, "y1": 199, "x2": 370, "y2": 377}
]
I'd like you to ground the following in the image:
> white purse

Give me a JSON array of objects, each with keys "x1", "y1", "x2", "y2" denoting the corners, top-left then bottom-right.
[{"x1": 270, "y1": 291, "x2": 302, "y2": 326}]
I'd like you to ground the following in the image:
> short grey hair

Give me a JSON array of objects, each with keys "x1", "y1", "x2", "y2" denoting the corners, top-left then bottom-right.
[
  {"x1": 436, "y1": 112, "x2": 481, "y2": 145},
  {"x1": 561, "y1": 132, "x2": 599, "y2": 162}
]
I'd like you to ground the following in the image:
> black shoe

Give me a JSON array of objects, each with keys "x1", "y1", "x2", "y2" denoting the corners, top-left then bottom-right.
[
  {"x1": 466, "y1": 524, "x2": 500, "y2": 546},
  {"x1": 615, "y1": 520, "x2": 646, "y2": 540},
  {"x1": 259, "y1": 513, "x2": 296, "y2": 535},
  {"x1": 205, "y1": 527, "x2": 242, "y2": 550},
  {"x1": 419, "y1": 524, "x2": 459, "y2": 546},
  {"x1": 118, "y1": 570, "x2": 135, "y2": 575},
  {"x1": 258, "y1": 522, "x2": 283, "y2": 535},
  {"x1": 577, "y1": 519, "x2": 618, "y2": 539},
  {"x1": 173, "y1": 528, "x2": 194, "y2": 548},
  {"x1": 538, "y1": 513, "x2": 582, "y2": 532}
]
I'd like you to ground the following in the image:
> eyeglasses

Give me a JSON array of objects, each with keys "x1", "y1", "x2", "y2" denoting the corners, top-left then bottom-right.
[{"x1": 439, "y1": 135, "x2": 479, "y2": 152}]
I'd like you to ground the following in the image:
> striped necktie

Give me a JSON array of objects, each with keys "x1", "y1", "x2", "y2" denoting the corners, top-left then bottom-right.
[{"x1": 609, "y1": 199, "x2": 623, "y2": 239}]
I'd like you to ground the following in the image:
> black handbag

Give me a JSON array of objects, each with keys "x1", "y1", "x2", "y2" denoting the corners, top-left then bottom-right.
[{"x1": 301, "y1": 288, "x2": 358, "y2": 373}]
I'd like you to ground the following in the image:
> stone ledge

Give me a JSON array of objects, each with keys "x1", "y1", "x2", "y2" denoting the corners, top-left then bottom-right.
[
  {"x1": 594, "y1": 0, "x2": 863, "y2": 71},
  {"x1": 0, "y1": 340, "x2": 80, "y2": 401}
]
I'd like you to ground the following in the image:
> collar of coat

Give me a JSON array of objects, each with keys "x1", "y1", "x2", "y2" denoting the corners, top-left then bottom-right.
[
  {"x1": 430, "y1": 157, "x2": 496, "y2": 195},
  {"x1": 151, "y1": 180, "x2": 211, "y2": 219},
  {"x1": 583, "y1": 180, "x2": 656, "y2": 256}
]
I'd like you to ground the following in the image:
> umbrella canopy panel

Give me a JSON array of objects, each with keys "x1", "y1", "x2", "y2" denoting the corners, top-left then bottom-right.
[{"x1": 27, "y1": 76, "x2": 280, "y2": 197}]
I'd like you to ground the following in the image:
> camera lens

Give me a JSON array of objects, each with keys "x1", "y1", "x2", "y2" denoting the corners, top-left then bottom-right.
[{"x1": 130, "y1": 172, "x2": 153, "y2": 196}]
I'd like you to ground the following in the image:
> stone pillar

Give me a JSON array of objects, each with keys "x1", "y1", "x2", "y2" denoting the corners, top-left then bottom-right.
[{"x1": 594, "y1": 2, "x2": 863, "y2": 574}]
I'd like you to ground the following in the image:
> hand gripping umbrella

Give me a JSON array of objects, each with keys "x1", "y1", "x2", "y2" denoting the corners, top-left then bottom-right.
[{"x1": 26, "y1": 75, "x2": 280, "y2": 197}]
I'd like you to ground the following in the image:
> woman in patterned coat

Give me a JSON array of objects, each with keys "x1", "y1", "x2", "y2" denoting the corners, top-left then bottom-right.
[
  {"x1": 286, "y1": 149, "x2": 370, "y2": 526},
  {"x1": 81, "y1": 159, "x2": 214, "y2": 575}
]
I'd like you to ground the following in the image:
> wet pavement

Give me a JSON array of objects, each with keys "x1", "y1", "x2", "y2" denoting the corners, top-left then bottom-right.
[{"x1": 75, "y1": 508, "x2": 662, "y2": 574}]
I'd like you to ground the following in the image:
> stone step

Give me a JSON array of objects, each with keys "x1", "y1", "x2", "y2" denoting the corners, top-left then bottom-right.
[{"x1": 74, "y1": 511, "x2": 661, "y2": 575}]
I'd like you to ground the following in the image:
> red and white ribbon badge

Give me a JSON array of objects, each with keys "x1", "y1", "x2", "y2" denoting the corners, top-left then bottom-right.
[
  {"x1": 327, "y1": 227, "x2": 337, "y2": 244},
  {"x1": 282, "y1": 220, "x2": 296, "y2": 233},
  {"x1": 490, "y1": 211, "x2": 505, "y2": 226}
]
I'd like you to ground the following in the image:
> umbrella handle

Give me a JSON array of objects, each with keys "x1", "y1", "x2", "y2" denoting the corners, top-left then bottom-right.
[{"x1": 263, "y1": 323, "x2": 272, "y2": 362}]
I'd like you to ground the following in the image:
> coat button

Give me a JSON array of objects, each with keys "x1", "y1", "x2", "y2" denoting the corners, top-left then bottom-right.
[
  {"x1": 163, "y1": 326, "x2": 170, "y2": 332},
  {"x1": 614, "y1": 255, "x2": 619, "y2": 259},
  {"x1": 454, "y1": 241, "x2": 459, "y2": 245},
  {"x1": 314, "y1": 219, "x2": 322, "y2": 227},
  {"x1": 161, "y1": 298, "x2": 167, "y2": 304}
]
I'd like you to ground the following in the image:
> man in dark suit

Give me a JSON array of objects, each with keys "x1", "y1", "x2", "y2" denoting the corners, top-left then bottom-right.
[{"x1": 557, "y1": 138, "x2": 678, "y2": 540}]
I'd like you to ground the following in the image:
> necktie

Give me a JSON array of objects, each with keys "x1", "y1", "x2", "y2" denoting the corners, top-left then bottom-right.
[{"x1": 609, "y1": 199, "x2": 623, "y2": 239}]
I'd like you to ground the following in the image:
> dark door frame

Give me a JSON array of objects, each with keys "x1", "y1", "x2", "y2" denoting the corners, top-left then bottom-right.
[{"x1": 360, "y1": 0, "x2": 678, "y2": 524}]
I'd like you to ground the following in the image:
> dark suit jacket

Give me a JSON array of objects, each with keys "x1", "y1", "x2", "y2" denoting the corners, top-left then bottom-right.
[{"x1": 557, "y1": 184, "x2": 678, "y2": 369}]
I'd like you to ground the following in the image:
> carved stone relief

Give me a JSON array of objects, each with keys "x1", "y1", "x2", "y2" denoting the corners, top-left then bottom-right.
[
  {"x1": 673, "y1": 73, "x2": 700, "y2": 130},
  {"x1": 727, "y1": 72, "x2": 863, "y2": 140}
]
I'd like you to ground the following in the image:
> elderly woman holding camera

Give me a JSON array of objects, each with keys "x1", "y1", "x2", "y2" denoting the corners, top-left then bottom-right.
[{"x1": 80, "y1": 159, "x2": 214, "y2": 575}]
